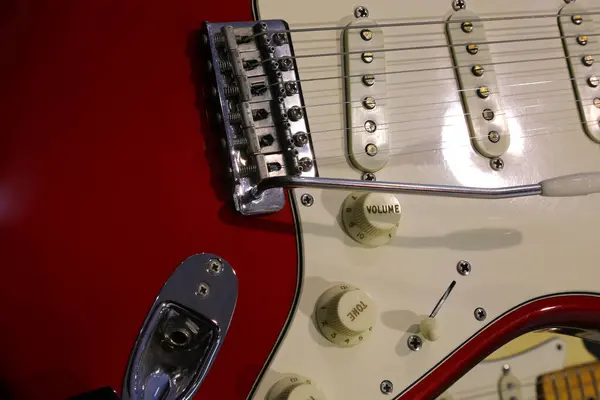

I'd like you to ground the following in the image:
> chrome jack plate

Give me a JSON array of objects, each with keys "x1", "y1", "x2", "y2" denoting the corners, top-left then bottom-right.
[{"x1": 122, "y1": 254, "x2": 238, "y2": 400}]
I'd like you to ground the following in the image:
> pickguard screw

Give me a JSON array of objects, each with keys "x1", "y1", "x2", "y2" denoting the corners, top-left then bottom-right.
[
  {"x1": 461, "y1": 21, "x2": 473, "y2": 33},
  {"x1": 457, "y1": 260, "x2": 472, "y2": 276},
  {"x1": 207, "y1": 259, "x2": 223, "y2": 275},
  {"x1": 564, "y1": 0, "x2": 576, "y2": 4},
  {"x1": 300, "y1": 193, "x2": 314, "y2": 207},
  {"x1": 360, "y1": 29, "x2": 373, "y2": 41},
  {"x1": 594, "y1": 98, "x2": 600, "y2": 109},
  {"x1": 380, "y1": 380, "x2": 393, "y2": 395},
  {"x1": 407, "y1": 335, "x2": 423, "y2": 351},
  {"x1": 362, "y1": 172, "x2": 376, "y2": 181},
  {"x1": 453, "y1": 0, "x2": 466, "y2": 11},
  {"x1": 583, "y1": 55, "x2": 594, "y2": 67},
  {"x1": 488, "y1": 131, "x2": 500, "y2": 143},
  {"x1": 196, "y1": 282, "x2": 210, "y2": 298},
  {"x1": 365, "y1": 143, "x2": 378, "y2": 156},
  {"x1": 474, "y1": 307, "x2": 487, "y2": 321},
  {"x1": 354, "y1": 6, "x2": 369, "y2": 18},
  {"x1": 556, "y1": 343, "x2": 563, "y2": 350},
  {"x1": 588, "y1": 76, "x2": 600, "y2": 88},
  {"x1": 572, "y1": 15, "x2": 583, "y2": 25},
  {"x1": 490, "y1": 157, "x2": 504, "y2": 171}
]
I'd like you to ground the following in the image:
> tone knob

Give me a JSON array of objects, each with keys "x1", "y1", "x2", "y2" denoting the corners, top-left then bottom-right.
[
  {"x1": 341, "y1": 192, "x2": 402, "y2": 246},
  {"x1": 266, "y1": 375, "x2": 326, "y2": 400},
  {"x1": 315, "y1": 283, "x2": 376, "y2": 347}
]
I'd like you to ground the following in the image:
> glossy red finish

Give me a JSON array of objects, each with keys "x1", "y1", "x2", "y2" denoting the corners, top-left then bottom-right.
[
  {"x1": 401, "y1": 294, "x2": 600, "y2": 399},
  {"x1": 0, "y1": 1, "x2": 299, "y2": 399}
]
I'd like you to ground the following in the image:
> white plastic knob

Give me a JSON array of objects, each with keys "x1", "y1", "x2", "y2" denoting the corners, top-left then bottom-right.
[
  {"x1": 266, "y1": 375, "x2": 326, "y2": 400},
  {"x1": 419, "y1": 317, "x2": 440, "y2": 341},
  {"x1": 342, "y1": 192, "x2": 402, "y2": 246},
  {"x1": 315, "y1": 283, "x2": 376, "y2": 347}
]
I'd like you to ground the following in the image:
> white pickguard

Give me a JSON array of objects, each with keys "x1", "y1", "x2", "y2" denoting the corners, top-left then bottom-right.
[{"x1": 251, "y1": 0, "x2": 600, "y2": 399}]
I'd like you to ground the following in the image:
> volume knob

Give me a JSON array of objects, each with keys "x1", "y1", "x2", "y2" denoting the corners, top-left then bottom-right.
[
  {"x1": 266, "y1": 375, "x2": 326, "y2": 400},
  {"x1": 315, "y1": 283, "x2": 376, "y2": 347},
  {"x1": 342, "y1": 192, "x2": 402, "y2": 246}
]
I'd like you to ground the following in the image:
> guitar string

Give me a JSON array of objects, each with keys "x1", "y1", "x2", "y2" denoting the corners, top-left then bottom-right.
[
  {"x1": 309, "y1": 123, "x2": 598, "y2": 168},
  {"x1": 250, "y1": 80, "x2": 596, "y2": 137},
  {"x1": 249, "y1": 74, "x2": 591, "y2": 121},
  {"x1": 268, "y1": 33, "x2": 600, "y2": 62},
  {"x1": 305, "y1": 100, "x2": 595, "y2": 144},
  {"x1": 246, "y1": 52, "x2": 600, "y2": 106},
  {"x1": 247, "y1": 11, "x2": 600, "y2": 36}
]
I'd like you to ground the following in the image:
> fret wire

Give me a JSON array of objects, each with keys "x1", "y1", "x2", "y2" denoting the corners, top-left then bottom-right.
[
  {"x1": 590, "y1": 367, "x2": 600, "y2": 400},
  {"x1": 576, "y1": 369, "x2": 585, "y2": 400},
  {"x1": 564, "y1": 371, "x2": 573, "y2": 400},
  {"x1": 552, "y1": 375, "x2": 560, "y2": 400}
]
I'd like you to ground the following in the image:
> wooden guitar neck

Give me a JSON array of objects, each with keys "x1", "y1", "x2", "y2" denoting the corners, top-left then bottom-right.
[{"x1": 537, "y1": 361, "x2": 600, "y2": 400}]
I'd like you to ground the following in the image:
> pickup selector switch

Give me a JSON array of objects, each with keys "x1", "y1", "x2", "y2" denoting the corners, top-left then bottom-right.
[
  {"x1": 266, "y1": 375, "x2": 326, "y2": 400},
  {"x1": 315, "y1": 283, "x2": 376, "y2": 347},
  {"x1": 342, "y1": 192, "x2": 401, "y2": 246}
]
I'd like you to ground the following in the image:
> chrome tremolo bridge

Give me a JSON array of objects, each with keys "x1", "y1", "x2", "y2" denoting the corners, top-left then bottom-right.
[{"x1": 205, "y1": 20, "x2": 318, "y2": 215}]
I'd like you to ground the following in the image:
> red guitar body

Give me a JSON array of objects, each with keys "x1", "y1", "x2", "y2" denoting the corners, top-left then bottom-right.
[
  {"x1": 0, "y1": 1, "x2": 297, "y2": 399},
  {"x1": 3, "y1": 1, "x2": 600, "y2": 400}
]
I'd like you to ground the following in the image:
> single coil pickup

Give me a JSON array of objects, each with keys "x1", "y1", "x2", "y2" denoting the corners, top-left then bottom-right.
[
  {"x1": 446, "y1": 9, "x2": 510, "y2": 159},
  {"x1": 558, "y1": 3, "x2": 600, "y2": 143}
]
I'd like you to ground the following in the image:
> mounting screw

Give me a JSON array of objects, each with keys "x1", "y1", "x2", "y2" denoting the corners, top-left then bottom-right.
[
  {"x1": 564, "y1": 0, "x2": 576, "y2": 4},
  {"x1": 207, "y1": 258, "x2": 223, "y2": 275},
  {"x1": 490, "y1": 157, "x2": 504, "y2": 171},
  {"x1": 453, "y1": 0, "x2": 466, "y2": 11},
  {"x1": 354, "y1": 6, "x2": 369, "y2": 18},
  {"x1": 407, "y1": 335, "x2": 423, "y2": 351},
  {"x1": 380, "y1": 380, "x2": 393, "y2": 395},
  {"x1": 456, "y1": 260, "x2": 472, "y2": 276},
  {"x1": 196, "y1": 282, "x2": 210, "y2": 298},
  {"x1": 362, "y1": 172, "x2": 376, "y2": 181},
  {"x1": 474, "y1": 307, "x2": 487, "y2": 321},
  {"x1": 301, "y1": 193, "x2": 314, "y2": 207}
]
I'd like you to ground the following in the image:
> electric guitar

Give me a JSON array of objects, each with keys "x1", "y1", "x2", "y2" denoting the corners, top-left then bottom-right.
[{"x1": 2, "y1": 0, "x2": 600, "y2": 399}]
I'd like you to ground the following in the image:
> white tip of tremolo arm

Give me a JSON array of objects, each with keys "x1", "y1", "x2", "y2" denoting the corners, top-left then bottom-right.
[{"x1": 540, "y1": 172, "x2": 600, "y2": 197}]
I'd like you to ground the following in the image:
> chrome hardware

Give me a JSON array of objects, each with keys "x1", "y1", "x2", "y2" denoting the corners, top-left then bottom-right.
[
  {"x1": 300, "y1": 193, "x2": 314, "y2": 207},
  {"x1": 361, "y1": 52, "x2": 374, "y2": 63},
  {"x1": 354, "y1": 6, "x2": 369, "y2": 18},
  {"x1": 456, "y1": 260, "x2": 472, "y2": 276},
  {"x1": 254, "y1": 172, "x2": 600, "y2": 201},
  {"x1": 461, "y1": 21, "x2": 473, "y2": 33},
  {"x1": 474, "y1": 307, "x2": 487, "y2": 321},
  {"x1": 452, "y1": 0, "x2": 466, "y2": 11},
  {"x1": 361, "y1": 172, "x2": 376, "y2": 181},
  {"x1": 380, "y1": 380, "x2": 393, "y2": 395},
  {"x1": 205, "y1": 20, "x2": 317, "y2": 215},
  {"x1": 490, "y1": 157, "x2": 505, "y2": 171},
  {"x1": 360, "y1": 29, "x2": 373, "y2": 41},
  {"x1": 407, "y1": 335, "x2": 423, "y2": 351},
  {"x1": 122, "y1": 254, "x2": 238, "y2": 400}
]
